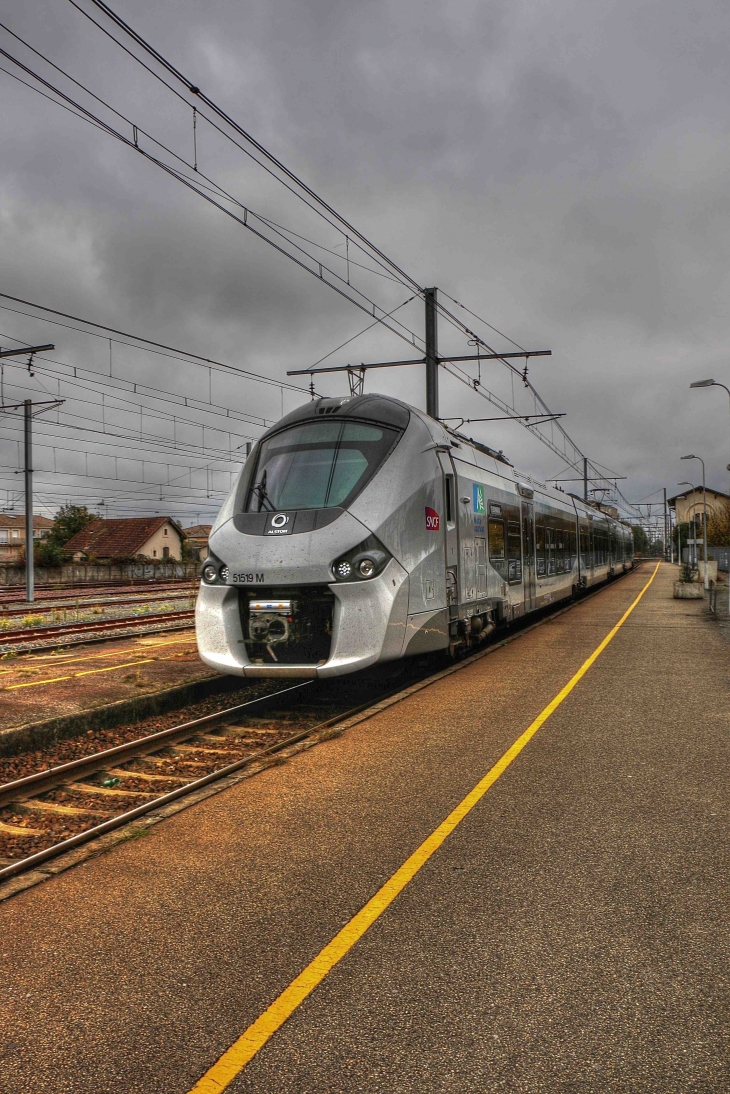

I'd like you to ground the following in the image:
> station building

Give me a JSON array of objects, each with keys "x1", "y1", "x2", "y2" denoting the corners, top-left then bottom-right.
[{"x1": 668, "y1": 486, "x2": 729, "y2": 524}]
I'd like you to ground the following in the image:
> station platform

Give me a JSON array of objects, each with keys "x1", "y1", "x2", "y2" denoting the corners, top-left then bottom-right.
[
  {"x1": 0, "y1": 629, "x2": 205, "y2": 732},
  {"x1": 1, "y1": 563, "x2": 727, "y2": 1093}
]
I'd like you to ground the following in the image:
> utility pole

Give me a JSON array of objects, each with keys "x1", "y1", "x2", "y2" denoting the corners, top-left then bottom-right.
[
  {"x1": 24, "y1": 400, "x2": 33, "y2": 603},
  {"x1": 424, "y1": 287, "x2": 439, "y2": 419},
  {"x1": 583, "y1": 457, "x2": 588, "y2": 501},
  {"x1": 0, "y1": 345, "x2": 57, "y2": 603}
]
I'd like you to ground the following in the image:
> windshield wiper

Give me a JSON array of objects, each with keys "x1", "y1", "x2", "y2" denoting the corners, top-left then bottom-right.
[{"x1": 252, "y1": 471, "x2": 275, "y2": 512}]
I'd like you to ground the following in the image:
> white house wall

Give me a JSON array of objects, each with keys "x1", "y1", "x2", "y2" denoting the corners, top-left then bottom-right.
[{"x1": 139, "y1": 522, "x2": 182, "y2": 561}]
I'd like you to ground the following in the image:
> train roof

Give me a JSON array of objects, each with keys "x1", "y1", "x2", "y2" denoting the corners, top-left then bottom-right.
[
  {"x1": 264, "y1": 393, "x2": 629, "y2": 529},
  {"x1": 261, "y1": 392, "x2": 411, "y2": 438}
]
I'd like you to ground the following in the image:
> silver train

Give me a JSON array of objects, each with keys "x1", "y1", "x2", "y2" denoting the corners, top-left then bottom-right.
[{"x1": 196, "y1": 393, "x2": 634, "y2": 678}]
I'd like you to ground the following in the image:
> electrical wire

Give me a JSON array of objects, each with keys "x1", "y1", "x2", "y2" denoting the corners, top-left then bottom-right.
[
  {"x1": 68, "y1": 0, "x2": 425, "y2": 297},
  {"x1": 0, "y1": 42, "x2": 424, "y2": 352},
  {"x1": 0, "y1": 293, "x2": 306, "y2": 394},
  {"x1": 0, "y1": 330, "x2": 275, "y2": 431},
  {"x1": 2, "y1": 7, "x2": 637, "y2": 515}
]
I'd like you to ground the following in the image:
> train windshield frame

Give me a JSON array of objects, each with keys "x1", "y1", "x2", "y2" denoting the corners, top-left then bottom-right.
[{"x1": 245, "y1": 419, "x2": 402, "y2": 512}]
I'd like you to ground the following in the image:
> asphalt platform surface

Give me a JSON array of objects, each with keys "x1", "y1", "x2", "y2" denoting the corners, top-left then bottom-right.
[{"x1": 1, "y1": 563, "x2": 727, "y2": 1093}]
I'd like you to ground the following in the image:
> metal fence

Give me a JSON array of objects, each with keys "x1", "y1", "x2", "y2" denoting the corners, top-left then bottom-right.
[
  {"x1": 681, "y1": 547, "x2": 729, "y2": 571},
  {"x1": 708, "y1": 546, "x2": 730, "y2": 572}
]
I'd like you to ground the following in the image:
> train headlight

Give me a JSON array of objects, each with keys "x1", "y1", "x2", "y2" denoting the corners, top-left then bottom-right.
[
  {"x1": 201, "y1": 556, "x2": 228, "y2": 585},
  {"x1": 331, "y1": 535, "x2": 391, "y2": 582}
]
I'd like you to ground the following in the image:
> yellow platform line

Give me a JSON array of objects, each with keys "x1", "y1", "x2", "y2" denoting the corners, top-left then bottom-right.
[
  {"x1": 3, "y1": 658, "x2": 156, "y2": 690},
  {"x1": 0, "y1": 634, "x2": 197, "y2": 675},
  {"x1": 188, "y1": 562, "x2": 661, "y2": 1093}
]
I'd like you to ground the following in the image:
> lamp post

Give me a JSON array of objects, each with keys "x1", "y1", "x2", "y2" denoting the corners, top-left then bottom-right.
[
  {"x1": 689, "y1": 379, "x2": 730, "y2": 497},
  {"x1": 680, "y1": 457, "x2": 708, "y2": 589}
]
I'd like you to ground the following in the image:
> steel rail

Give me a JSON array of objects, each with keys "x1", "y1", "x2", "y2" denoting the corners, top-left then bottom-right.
[
  {"x1": 0, "y1": 681, "x2": 335, "y2": 881},
  {"x1": 0, "y1": 581, "x2": 197, "y2": 606},
  {"x1": 0, "y1": 591, "x2": 194, "y2": 618},
  {"x1": 0, "y1": 608, "x2": 195, "y2": 644},
  {"x1": 0, "y1": 680, "x2": 312, "y2": 808}
]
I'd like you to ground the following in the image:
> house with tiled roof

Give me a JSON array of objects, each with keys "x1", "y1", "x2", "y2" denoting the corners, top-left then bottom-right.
[
  {"x1": 0, "y1": 513, "x2": 54, "y2": 562},
  {"x1": 64, "y1": 517, "x2": 184, "y2": 563},
  {"x1": 182, "y1": 524, "x2": 212, "y2": 561},
  {"x1": 667, "y1": 486, "x2": 729, "y2": 525}
]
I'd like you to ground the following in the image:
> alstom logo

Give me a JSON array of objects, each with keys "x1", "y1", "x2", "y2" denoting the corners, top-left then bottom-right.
[{"x1": 425, "y1": 507, "x2": 440, "y2": 531}]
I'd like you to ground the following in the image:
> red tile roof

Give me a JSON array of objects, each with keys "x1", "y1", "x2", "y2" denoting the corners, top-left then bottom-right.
[
  {"x1": 0, "y1": 514, "x2": 54, "y2": 530},
  {"x1": 64, "y1": 517, "x2": 182, "y2": 559},
  {"x1": 182, "y1": 525, "x2": 212, "y2": 538}
]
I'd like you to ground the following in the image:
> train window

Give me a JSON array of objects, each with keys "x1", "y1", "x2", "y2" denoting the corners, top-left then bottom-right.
[
  {"x1": 507, "y1": 520, "x2": 522, "y2": 582},
  {"x1": 547, "y1": 528, "x2": 555, "y2": 575},
  {"x1": 445, "y1": 475, "x2": 454, "y2": 524},
  {"x1": 245, "y1": 420, "x2": 401, "y2": 512},
  {"x1": 488, "y1": 519, "x2": 505, "y2": 559}
]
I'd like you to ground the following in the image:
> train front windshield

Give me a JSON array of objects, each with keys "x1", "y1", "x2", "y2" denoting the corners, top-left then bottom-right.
[{"x1": 246, "y1": 420, "x2": 400, "y2": 512}]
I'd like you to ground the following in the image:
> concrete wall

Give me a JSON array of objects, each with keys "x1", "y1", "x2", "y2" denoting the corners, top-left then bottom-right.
[{"x1": 0, "y1": 561, "x2": 199, "y2": 586}]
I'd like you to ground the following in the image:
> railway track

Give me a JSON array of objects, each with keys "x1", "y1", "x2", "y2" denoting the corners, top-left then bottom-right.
[
  {"x1": 0, "y1": 589, "x2": 195, "y2": 619},
  {"x1": 0, "y1": 580, "x2": 197, "y2": 608},
  {"x1": 0, "y1": 608, "x2": 195, "y2": 648},
  {"x1": 0, "y1": 678, "x2": 390, "y2": 880}
]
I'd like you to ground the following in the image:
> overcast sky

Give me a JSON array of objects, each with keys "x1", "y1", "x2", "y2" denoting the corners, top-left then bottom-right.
[{"x1": 2, "y1": 0, "x2": 730, "y2": 528}]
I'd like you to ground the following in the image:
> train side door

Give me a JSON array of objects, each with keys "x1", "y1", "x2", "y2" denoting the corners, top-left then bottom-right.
[
  {"x1": 475, "y1": 538, "x2": 487, "y2": 597},
  {"x1": 462, "y1": 543, "x2": 476, "y2": 601},
  {"x1": 437, "y1": 452, "x2": 459, "y2": 615},
  {"x1": 588, "y1": 519, "x2": 595, "y2": 576},
  {"x1": 521, "y1": 501, "x2": 536, "y2": 610}
]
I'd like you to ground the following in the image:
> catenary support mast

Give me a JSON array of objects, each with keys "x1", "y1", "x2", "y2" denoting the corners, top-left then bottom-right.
[
  {"x1": 425, "y1": 287, "x2": 439, "y2": 419},
  {"x1": 24, "y1": 399, "x2": 33, "y2": 603}
]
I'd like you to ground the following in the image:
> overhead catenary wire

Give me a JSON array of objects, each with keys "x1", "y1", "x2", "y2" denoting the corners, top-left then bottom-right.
[
  {"x1": 1, "y1": 7, "x2": 638, "y2": 518},
  {"x1": 0, "y1": 373, "x2": 250, "y2": 458},
  {"x1": 0, "y1": 19, "x2": 595, "y2": 472},
  {"x1": 68, "y1": 0, "x2": 426, "y2": 297},
  {"x1": 0, "y1": 331, "x2": 275, "y2": 432},
  {"x1": 0, "y1": 44, "x2": 425, "y2": 353},
  {"x1": 0, "y1": 21, "x2": 407, "y2": 291},
  {"x1": 0, "y1": 293, "x2": 306, "y2": 396}
]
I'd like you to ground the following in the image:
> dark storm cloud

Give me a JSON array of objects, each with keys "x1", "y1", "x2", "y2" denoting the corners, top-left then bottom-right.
[{"x1": 2, "y1": 0, "x2": 730, "y2": 523}]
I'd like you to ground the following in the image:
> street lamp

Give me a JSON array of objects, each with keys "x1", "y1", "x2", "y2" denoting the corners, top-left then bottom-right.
[
  {"x1": 680, "y1": 456, "x2": 708, "y2": 589},
  {"x1": 689, "y1": 379, "x2": 730, "y2": 497}
]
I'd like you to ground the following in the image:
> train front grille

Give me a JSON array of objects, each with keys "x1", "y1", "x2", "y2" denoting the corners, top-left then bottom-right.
[{"x1": 239, "y1": 586, "x2": 334, "y2": 665}]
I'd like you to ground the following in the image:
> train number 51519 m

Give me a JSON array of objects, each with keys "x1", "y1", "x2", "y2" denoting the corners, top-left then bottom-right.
[{"x1": 232, "y1": 573, "x2": 265, "y2": 583}]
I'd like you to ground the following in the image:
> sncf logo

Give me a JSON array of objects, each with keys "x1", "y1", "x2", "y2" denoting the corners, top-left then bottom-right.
[{"x1": 425, "y1": 507, "x2": 440, "y2": 531}]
